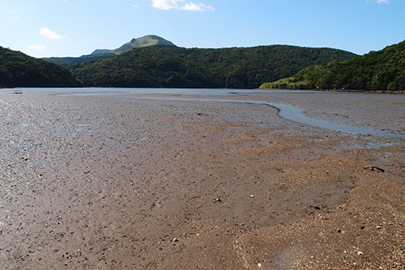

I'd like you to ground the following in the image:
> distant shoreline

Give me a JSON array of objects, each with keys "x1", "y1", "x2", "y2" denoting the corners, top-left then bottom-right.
[
  {"x1": 2, "y1": 86, "x2": 405, "y2": 94},
  {"x1": 259, "y1": 88, "x2": 405, "y2": 94}
]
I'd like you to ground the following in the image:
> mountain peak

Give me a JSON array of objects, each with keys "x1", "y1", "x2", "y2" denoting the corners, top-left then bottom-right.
[{"x1": 91, "y1": 35, "x2": 176, "y2": 55}]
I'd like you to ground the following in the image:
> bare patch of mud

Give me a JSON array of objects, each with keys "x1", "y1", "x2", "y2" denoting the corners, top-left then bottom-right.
[{"x1": 0, "y1": 91, "x2": 404, "y2": 269}]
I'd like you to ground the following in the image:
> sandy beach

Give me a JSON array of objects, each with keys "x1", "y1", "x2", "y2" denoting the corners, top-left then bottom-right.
[{"x1": 0, "y1": 89, "x2": 404, "y2": 269}]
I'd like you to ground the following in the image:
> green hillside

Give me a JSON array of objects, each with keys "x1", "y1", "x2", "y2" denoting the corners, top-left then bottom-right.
[
  {"x1": 0, "y1": 46, "x2": 81, "y2": 88},
  {"x1": 261, "y1": 39, "x2": 405, "y2": 91},
  {"x1": 69, "y1": 45, "x2": 358, "y2": 89},
  {"x1": 43, "y1": 53, "x2": 116, "y2": 65}
]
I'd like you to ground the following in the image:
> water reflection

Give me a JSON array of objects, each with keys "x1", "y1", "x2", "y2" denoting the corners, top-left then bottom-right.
[
  {"x1": 5, "y1": 88, "x2": 404, "y2": 139},
  {"x1": 266, "y1": 103, "x2": 405, "y2": 139}
]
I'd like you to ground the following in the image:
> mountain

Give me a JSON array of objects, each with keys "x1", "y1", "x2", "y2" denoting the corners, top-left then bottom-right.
[
  {"x1": 260, "y1": 39, "x2": 405, "y2": 91},
  {"x1": 0, "y1": 46, "x2": 81, "y2": 88},
  {"x1": 99, "y1": 35, "x2": 176, "y2": 55},
  {"x1": 44, "y1": 35, "x2": 176, "y2": 64},
  {"x1": 91, "y1": 49, "x2": 112, "y2": 55},
  {"x1": 68, "y1": 45, "x2": 358, "y2": 89}
]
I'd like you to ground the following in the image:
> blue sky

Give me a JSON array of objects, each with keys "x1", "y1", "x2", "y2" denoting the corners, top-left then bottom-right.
[{"x1": 1, "y1": 0, "x2": 404, "y2": 58}]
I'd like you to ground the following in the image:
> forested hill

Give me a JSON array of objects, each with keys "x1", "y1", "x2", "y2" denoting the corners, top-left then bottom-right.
[
  {"x1": 69, "y1": 45, "x2": 358, "y2": 89},
  {"x1": 261, "y1": 39, "x2": 405, "y2": 91},
  {"x1": 0, "y1": 47, "x2": 81, "y2": 88}
]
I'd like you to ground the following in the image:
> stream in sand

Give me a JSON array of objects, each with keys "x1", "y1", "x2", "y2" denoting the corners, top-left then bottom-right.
[
  {"x1": 21, "y1": 87, "x2": 402, "y2": 140},
  {"x1": 1, "y1": 88, "x2": 404, "y2": 269}
]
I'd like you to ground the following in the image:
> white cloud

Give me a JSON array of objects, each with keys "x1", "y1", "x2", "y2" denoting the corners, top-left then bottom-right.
[
  {"x1": 150, "y1": 0, "x2": 214, "y2": 11},
  {"x1": 132, "y1": 4, "x2": 139, "y2": 8},
  {"x1": 182, "y1": 2, "x2": 214, "y2": 11},
  {"x1": 40, "y1": 27, "x2": 64, "y2": 40},
  {"x1": 151, "y1": 0, "x2": 178, "y2": 10},
  {"x1": 27, "y1": 44, "x2": 47, "y2": 51}
]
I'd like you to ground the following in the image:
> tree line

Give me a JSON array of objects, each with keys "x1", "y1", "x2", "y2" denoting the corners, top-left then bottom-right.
[
  {"x1": 67, "y1": 45, "x2": 358, "y2": 89},
  {"x1": 0, "y1": 46, "x2": 81, "y2": 88},
  {"x1": 261, "y1": 39, "x2": 405, "y2": 91}
]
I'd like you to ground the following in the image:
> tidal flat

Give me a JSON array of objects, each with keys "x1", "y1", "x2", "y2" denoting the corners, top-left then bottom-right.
[{"x1": 0, "y1": 89, "x2": 404, "y2": 269}]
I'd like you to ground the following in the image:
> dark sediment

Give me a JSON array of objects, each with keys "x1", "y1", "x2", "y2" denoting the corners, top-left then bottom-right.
[{"x1": 0, "y1": 90, "x2": 404, "y2": 269}]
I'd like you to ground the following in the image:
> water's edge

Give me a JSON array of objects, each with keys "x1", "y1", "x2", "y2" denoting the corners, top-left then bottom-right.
[
  {"x1": 6, "y1": 88, "x2": 405, "y2": 139},
  {"x1": 265, "y1": 103, "x2": 405, "y2": 139},
  {"x1": 121, "y1": 95, "x2": 405, "y2": 140}
]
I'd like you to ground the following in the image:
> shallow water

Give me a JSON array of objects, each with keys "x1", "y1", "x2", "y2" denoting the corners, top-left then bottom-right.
[
  {"x1": 112, "y1": 95, "x2": 405, "y2": 139},
  {"x1": 266, "y1": 103, "x2": 405, "y2": 139},
  {"x1": 2, "y1": 87, "x2": 311, "y2": 95},
  {"x1": 4, "y1": 87, "x2": 405, "y2": 139}
]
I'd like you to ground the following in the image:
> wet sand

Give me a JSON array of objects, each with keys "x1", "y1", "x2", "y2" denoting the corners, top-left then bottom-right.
[{"x1": 0, "y1": 90, "x2": 404, "y2": 269}]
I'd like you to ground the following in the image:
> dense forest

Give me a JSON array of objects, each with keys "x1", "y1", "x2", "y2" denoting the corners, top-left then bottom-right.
[
  {"x1": 3, "y1": 37, "x2": 405, "y2": 90},
  {"x1": 0, "y1": 46, "x2": 81, "y2": 88},
  {"x1": 68, "y1": 45, "x2": 358, "y2": 89},
  {"x1": 43, "y1": 53, "x2": 116, "y2": 65},
  {"x1": 261, "y1": 39, "x2": 405, "y2": 91}
]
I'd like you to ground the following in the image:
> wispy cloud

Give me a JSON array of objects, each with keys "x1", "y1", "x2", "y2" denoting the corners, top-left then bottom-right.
[
  {"x1": 9, "y1": 10, "x2": 20, "y2": 20},
  {"x1": 27, "y1": 44, "x2": 47, "y2": 51},
  {"x1": 182, "y1": 2, "x2": 213, "y2": 11},
  {"x1": 366, "y1": 0, "x2": 391, "y2": 4},
  {"x1": 132, "y1": 4, "x2": 139, "y2": 8},
  {"x1": 150, "y1": 0, "x2": 214, "y2": 11},
  {"x1": 40, "y1": 28, "x2": 64, "y2": 40}
]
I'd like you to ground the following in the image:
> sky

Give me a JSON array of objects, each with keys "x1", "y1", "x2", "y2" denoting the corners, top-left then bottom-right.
[{"x1": 1, "y1": 0, "x2": 404, "y2": 58}]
